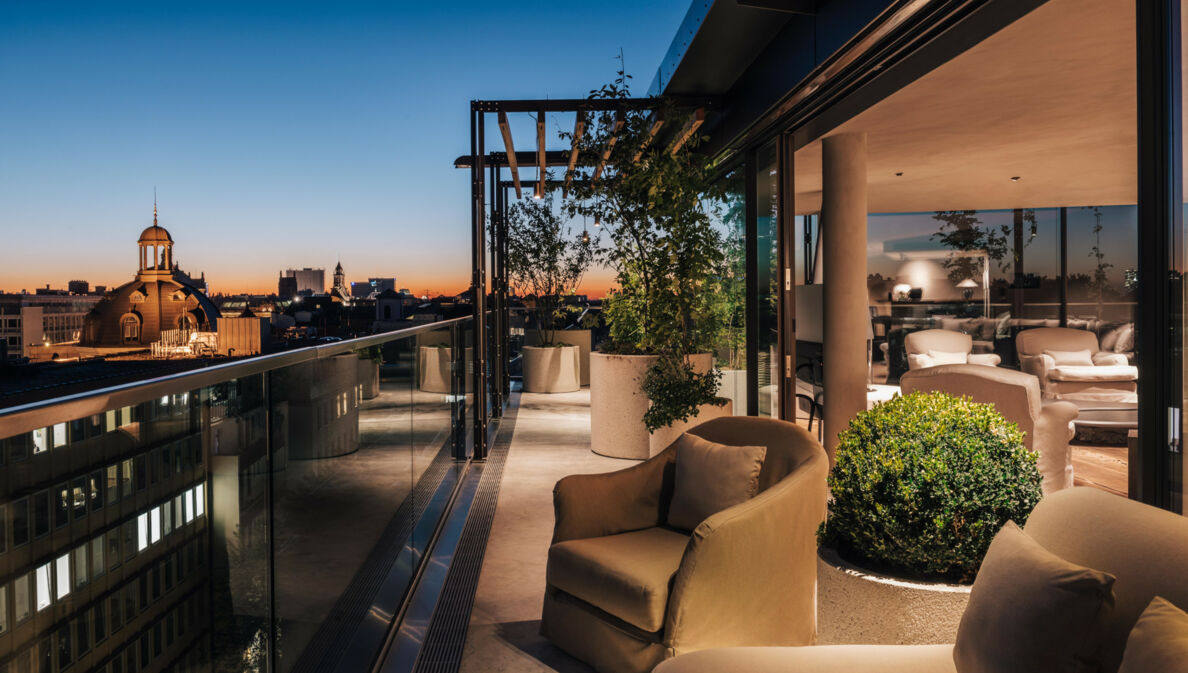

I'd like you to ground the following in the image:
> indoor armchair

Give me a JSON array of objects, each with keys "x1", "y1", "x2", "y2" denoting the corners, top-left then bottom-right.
[
  {"x1": 541, "y1": 416, "x2": 829, "y2": 673},
  {"x1": 1016, "y1": 327, "x2": 1137, "y2": 400},
  {"x1": 904, "y1": 329, "x2": 1002, "y2": 370}
]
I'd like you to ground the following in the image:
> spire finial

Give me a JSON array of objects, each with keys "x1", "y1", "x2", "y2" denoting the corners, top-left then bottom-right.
[{"x1": 153, "y1": 187, "x2": 158, "y2": 226}]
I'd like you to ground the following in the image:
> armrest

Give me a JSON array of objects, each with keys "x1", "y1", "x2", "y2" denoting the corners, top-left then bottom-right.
[
  {"x1": 663, "y1": 452, "x2": 828, "y2": 652},
  {"x1": 968, "y1": 353, "x2": 1002, "y2": 367},
  {"x1": 906, "y1": 353, "x2": 933, "y2": 369},
  {"x1": 551, "y1": 451, "x2": 674, "y2": 545},
  {"x1": 1018, "y1": 353, "x2": 1054, "y2": 379},
  {"x1": 1092, "y1": 352, "x2": 1128, "y2": 367}
]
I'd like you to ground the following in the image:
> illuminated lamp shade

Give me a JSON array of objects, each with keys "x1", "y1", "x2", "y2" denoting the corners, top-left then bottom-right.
[
  {"x1": 957, "y1": 278, "x2": 979, "y2": 300},
  {"x1": 892, "y1": 283, "x2": 912, "y2": 301}
]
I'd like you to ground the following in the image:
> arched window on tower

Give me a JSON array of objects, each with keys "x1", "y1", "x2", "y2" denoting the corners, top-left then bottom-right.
[
  {"x1": 121, "y1": 315, "x2": 140, "y2": 344},
  {"x1": 177, "y1": 314, "x2": 196, "y2": 334}
]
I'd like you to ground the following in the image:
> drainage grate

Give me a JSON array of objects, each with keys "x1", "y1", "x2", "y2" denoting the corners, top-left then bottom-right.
[
  {"x1": 290, "y1": 442, "x2": 455, "y2": 673},
  {"x1": 413, "y1": 393, "x2": 521, "y2": 673}
]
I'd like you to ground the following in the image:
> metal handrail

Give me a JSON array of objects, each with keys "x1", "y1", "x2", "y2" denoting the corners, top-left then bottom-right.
[{"x1": 0, "y1": 315, "x2": 474, "y2": 438}]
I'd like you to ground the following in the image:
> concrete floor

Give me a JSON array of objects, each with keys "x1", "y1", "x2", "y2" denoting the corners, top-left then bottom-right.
[{"x1": 460, "y1": 389, "x2": 628, "y2": 673}]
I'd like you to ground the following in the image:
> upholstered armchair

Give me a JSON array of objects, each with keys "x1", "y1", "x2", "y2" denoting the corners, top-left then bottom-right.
[
  {"x1": 901, "y1": 364, "x2": 1078, "y2": 495},
  {"x1": 541, "y1": 417, "x2": 829, "y2": 673},
  {"x1": 1015, "y1": 327, "x2": 1138, "y2": 400},
  {"x1": 904, "y1": 329, "x2": 1002, "y2": 370}
]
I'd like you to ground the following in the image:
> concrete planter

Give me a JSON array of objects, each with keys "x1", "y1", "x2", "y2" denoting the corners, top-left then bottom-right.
[
  {"x1": 522, "y1": 345, "x2": 581, "y2": 393},
  {"x1": 718, "y1": 368, "x2": 747, "y2": 415},
  {"x1": 590, "y1": 352, "x2": 718, "y2": 459},
  {"x1": 648, "y1": 398, "x2": 734, "y2": 456},
  {"x1": 357, "y1": 357, "x2": 380, "y2": 400},
  {"x1": 525, "y1": 329, "x2": 592, "y2": 386},
  {"x1": 817, "y1": 547, "x2": 971, "y2": 645}
]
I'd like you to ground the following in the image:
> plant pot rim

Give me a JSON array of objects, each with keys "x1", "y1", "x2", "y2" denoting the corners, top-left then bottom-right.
[
  {"x1": 523, "y1": 343, "x2": 580, "y2": 350},
  {"x1": 818, "y1": 546, "x2": 972, "y2": 593},
  {"x1": 591, "y1": 351, "x2": 714, "y2": 358}
]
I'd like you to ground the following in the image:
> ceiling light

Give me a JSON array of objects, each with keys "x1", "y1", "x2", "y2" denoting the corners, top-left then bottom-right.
[
  {"x1": 1010, "y1": 176, "x2": 1021, "y2": 182},
  {"x1": 895, "y1": 172, "x2": 904, "y2": 177}
]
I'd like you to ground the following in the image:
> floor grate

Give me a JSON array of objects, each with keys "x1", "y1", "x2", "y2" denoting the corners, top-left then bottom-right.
[{"x1": 412, "y1": 394, "x2": 521, "y2": 673}]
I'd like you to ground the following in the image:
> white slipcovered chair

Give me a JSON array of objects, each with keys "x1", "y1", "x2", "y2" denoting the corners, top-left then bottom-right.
[
  {"x1": 1015, "y1": 327, "x2": 1137, "y2": 400},
  {"x1": 904, "y1": 329, "x2": 1001, "y2": 370},
  {"x1": 900, "y1": 364, "x2": 1078, "y2": 495}
]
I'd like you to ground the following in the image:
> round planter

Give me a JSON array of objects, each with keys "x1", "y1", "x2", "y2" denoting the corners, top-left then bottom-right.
[
  {"x1": 817, "y1": 547, "x2": 970, "y2": 645},
  {"x1": 590, "y1": 352, "x2": 717, "y2": 460},
  {"x1": 419, "y1": 346, "x2": 453, "y2": 394},
  {"x1": 357, "y1": 357, "x2": 380, "y2": 400},
  {"x1": 525, "y1": 329, "x2": 592, "y2": 386},
  {"x1": 522, "y1": 345, "x2": 581, "y2": 393},
  {"x1": 648, "y1": 399, "x2": 734, "y2": 455}
]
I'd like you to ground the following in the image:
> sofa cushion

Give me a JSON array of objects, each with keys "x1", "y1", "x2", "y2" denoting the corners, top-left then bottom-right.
[
  {"x1": 954, "y1": 521, "x2": 1116, "y2": 673},
  {"x1": 927, "y1": 350, "x2": 969, "y2": 365},
  {"x1": 654, "y1": 645, "x2": 957, "y2": 673},
  {"x1": 1118, "y1": 597, "x2": 1188, "y2": 673},
  {"x1": 1049, "y1": 365, "x2": 1138, "y2": 382},
  {"x1": 1114, "y1": 324, "x2": 1135, "y2": 353},
  {"x1": 547, "y1": 527, "x2": 690, "y2": 632},
  {"x1": 668, "y1": 433, "x2": 766, "y2": 531},
  {"x1": 1044, "y1": 349, "x2": 1093, "y2": 366}
]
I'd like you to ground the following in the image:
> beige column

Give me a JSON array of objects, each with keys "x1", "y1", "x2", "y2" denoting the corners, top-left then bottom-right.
[{"x1": 821, "y1": 132, "x2": 868, "y2": 462}]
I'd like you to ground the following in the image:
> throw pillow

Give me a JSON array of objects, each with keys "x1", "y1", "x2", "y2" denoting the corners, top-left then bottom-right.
[
  {"x1": 1119, "y1": 597, "x2": 1188, "y2": 673},
  {"x1": 1114, "y1": 324, "x2": 1135, "y2": 353},
  {"x1": 1044, "y1": 349, "x2": 1094, "y2": 367},
  {"x1": 928, "y1": 349, "x2": 969, "y2": 365},
  {"x1": 667, "y1": 433, "x2": 766, "y2": 532},
  {"x1": 953, "y1": 521, "x2": 1116, "y2": 673},
  {"x1": 1100, "y1": 324, "x2": 1125, "y2": 352}
]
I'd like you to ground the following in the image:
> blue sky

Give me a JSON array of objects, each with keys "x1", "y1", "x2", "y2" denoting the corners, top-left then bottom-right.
[{"x1": 0, "y1": 1, "x2": 687, "y2": 295}]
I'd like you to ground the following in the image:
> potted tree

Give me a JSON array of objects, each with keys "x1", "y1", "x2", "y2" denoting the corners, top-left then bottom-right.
[
  {"x1": 506, "y1": 195, "x2": 595, "y2": 393},
  {"x1": 816, "y1": 391, "x2": 1043, "y2": 644},
  {"x1": 565, "y1": 69, "x2": 730, "y2": 458}
]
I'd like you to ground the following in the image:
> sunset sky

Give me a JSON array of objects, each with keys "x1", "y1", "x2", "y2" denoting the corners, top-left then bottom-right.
[{"x1": 0, "y1": 1, "x2": 684, "y2": 297}]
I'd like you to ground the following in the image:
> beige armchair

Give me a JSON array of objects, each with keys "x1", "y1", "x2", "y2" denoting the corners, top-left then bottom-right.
[
  {"x1": 900, "y1": 364, "x2": 1078, "y2": 494},
  {"x1": 904, "y1": 329, "x2": 1001, "y2": 370},
  {"x1": 1016, "y1": 327, "x2": 1137, "y2": 400},
  {"x1": 541, "y1": 416, "x2": 829, "y2": 673},
  {"x1": 657, "y1": 487, "x2": 1188, "y2": 673}
]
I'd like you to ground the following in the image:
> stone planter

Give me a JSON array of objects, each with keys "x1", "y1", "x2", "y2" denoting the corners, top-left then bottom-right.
[
  {"x1": 718, "y1": 368, "x2": 747, "y2": 415},
  {"x1": 522, "y1": 345, "x2": 581, "y2": 393},
  {"x1": 817, "y1": 547, "x2": 971, "y2": 645},
  {"x1": 357, "y1": 357, "x2": 380, "y2": 400},
  {"x1": 419, "y1": 346, "x2": 453, "y2": 394},
  {"x1": 525, "y1": 329, "x2": 592, "y2": 386},
  {"x1": 648, "y1": 398, "x2": 734, "y2": 456},
  {"x1": 590, "y1": 352, "x2": 717, "y2": 459}
]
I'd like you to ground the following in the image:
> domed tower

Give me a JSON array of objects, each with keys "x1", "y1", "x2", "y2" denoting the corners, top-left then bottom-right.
[
  {"x1": 331, "y1": 260, "x2": 350, "y2": 303},
  {"x1": 138, "y1": 204, "x2": 174, "y2": 278}
]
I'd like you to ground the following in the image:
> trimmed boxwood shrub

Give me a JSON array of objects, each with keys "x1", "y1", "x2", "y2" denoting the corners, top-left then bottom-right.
[{"x1": 818, "y1": 391, "x2": 1043, "y2": 583}]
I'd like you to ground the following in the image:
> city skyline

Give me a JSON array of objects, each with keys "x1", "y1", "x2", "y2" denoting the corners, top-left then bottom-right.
[{"x1": 0, "y1": 1, "x2": 680, "y2": 297}]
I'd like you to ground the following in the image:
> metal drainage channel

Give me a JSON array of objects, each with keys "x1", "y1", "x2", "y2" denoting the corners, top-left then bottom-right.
[{"x1": 376, "y1": 392, "x2": 521, "y2": 673}]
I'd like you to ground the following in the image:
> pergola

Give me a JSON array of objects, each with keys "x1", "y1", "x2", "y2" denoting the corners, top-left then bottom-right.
[{"x1": 455, "y1": 96, "x2": 717, "y2": 458}]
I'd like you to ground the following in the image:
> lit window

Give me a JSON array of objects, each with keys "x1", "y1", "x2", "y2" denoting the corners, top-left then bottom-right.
[
  {"x1": 195, "y1": 484, "x2": 205, "y2": 518},
  {"x1": 150, "y1": 507, "x2": 161, "y2": 544},
  {"x1": 174, "y1": 495, "x2": 183, "y2": 529},
  {"x1": 184, "y1": 490, "x2": 194, "y2": 524},
  {"x1": 55, "y1": 554, "x2": 70, "y2": 600},
  {"x1": 92, "y1": 538, "x2": 105, "y2": 578},
  {"x1": 163, "y1": 502, "x2": 173, "y2": 536},
  {"x1": 35, "y1": 564, "x2": 51, "y2": 610},
  {"x1": 137, "y1": 513, "x2": 148, "y2": 552},
  {"x1": 0, "y1": 585, "x2": 7, "y2": 635},
  {"x1": 32, "y1": 428, "x2": 47, "y2": 454},
  {"x1": 105, "y1": 410, "x2": 116, "y2": 431},
  {"x1": 53, "y1": 423, "x2": 66, "y2": 448}
]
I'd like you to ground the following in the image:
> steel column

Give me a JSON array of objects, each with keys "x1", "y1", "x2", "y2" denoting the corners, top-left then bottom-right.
[
  {"x1": 471, "y1": 104, "x2": 489, "y2": 460},
  {"x1": 744, "y1": 150, "x2": 760, "y2": 417},
  {"x1": 777, "y1": 133, "x2": 796, "y2": 421}
]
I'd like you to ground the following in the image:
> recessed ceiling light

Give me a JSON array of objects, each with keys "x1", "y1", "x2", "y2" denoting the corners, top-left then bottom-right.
[
  {"x1": 1010, "y1": 176, "x2": 1021, "y2": 182},
  {"x1": 895, "y1": 172, "x2": 904, "y2": 177}
]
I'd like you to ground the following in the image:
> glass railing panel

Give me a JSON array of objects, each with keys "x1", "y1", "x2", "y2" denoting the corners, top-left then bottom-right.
[{"x1": 0, "y1": 317, "x2": 473, "y2": 673}]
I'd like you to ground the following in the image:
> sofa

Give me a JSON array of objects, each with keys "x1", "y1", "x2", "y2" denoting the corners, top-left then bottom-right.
[
  {"x1": 655, "y1": 487, "x2": 1188, "y2": 673},
  {"x1": 1016, "y1": 327, "x2": 1138, "y2": 400},
  {"x1": 541, "y1": 416, "x2": 829, "y2": 673},
  {"x1": 903, "y1": 329, "x2": 1002, "y2": 370},
  {"x1": 900, "y1": 364, "x2": 1078, "y2": 494}
]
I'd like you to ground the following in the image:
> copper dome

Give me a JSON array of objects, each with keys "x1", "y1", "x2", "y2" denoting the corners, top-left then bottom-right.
[{"x1": 138, "y1": 224, "x2": 173, "y2": 244}]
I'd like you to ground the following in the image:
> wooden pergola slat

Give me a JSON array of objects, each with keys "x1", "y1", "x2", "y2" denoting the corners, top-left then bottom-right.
[
  {"x1": 592, "y1": 110, "x2": 625, "y2": 181},
  {"x1": 497, "y1": 111, "x2": 522, "y2": 198}
]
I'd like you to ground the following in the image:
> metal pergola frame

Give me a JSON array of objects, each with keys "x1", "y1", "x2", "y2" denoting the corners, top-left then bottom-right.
[{"x1": 457, "y1": 96, "x2": 717, "y2": 459}]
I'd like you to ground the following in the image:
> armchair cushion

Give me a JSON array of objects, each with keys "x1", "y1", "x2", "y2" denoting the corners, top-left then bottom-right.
[
  {"x1": 1044, "y1": 349, "x2": 1094, "y2": 366},
  {"x1": 967, "y1": 353, "x2": 1002, "y2": 367},
  {"x1": 927, "y1": 349, "x2": 969, "y2": 365},
  {"x1": 654, "y1": 645, "x2": 957, "y2": 673},
  {"x1": 1093, "y1": 351, "x2": 1129, "y2": 367},
  {"x1": 1118, "y1": 597, "x2": 1188, "y2": 673},
  {"x1": 668, "y1": 433, "x2": 766, "y2": 531},
  {"x1": 547, "y1": 527, "x2": 690, "y2": 632},
  {"x1": 1049, "y1": 364, "x2": 1139, "y2": 383},
  {"x1": 954, "y1": 522, "x2": 1116, "y2": 673}
]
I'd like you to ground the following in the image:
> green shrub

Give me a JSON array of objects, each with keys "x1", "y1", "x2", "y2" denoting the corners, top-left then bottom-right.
[{"x1": 818, "y1": 391, "x2": 1043, "y2": 583}]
